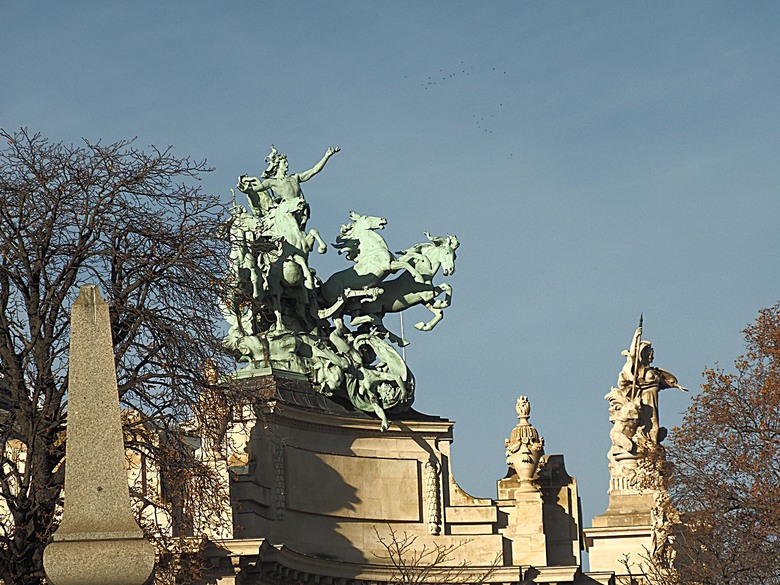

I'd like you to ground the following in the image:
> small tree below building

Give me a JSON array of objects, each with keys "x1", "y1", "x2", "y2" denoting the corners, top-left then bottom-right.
[{"x1": 373, "y1": 525, "x2": 500, "y2": 585}]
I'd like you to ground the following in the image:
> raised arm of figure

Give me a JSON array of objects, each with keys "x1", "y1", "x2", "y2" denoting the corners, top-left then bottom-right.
[
  {"x1": 297, "y1": 146, "x2": 340, "y2": 182},
  {"x1": 657, "y1": 368, "x2": 688, "y2": 392}
]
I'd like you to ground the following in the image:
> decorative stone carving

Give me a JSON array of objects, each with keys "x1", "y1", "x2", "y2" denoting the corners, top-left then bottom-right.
[
  {"x1": 605, "y1": 318, "x2": 687, "y2": 491},
  {"x1": 424, "y1": 458, "x2": 441, "y2": 535},
  {"x1": 273, "y1": 441, "x2": 286, "y2": 520},
  {"x1": 504, "y1": 396, "x2": 545, "y2": 492},
  {"x1": 650, "y1": 490, "x2": 678, "y2": 569},
  {"x1": 222, "y1": 146, "x2": 459, "y2": 429}
]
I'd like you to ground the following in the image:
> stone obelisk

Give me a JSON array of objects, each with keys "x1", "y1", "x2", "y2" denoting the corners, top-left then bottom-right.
[{"x1": 43, "y1": 285, "x2": 155, "y2": 585}]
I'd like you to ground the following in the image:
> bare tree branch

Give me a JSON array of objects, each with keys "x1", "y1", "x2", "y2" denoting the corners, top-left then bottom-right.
[
  {"x1": 372, "y1": 525, "x2": 500, "y2": 585},
  {"x1": 0, "y1": 129, "x2": 242, "y2": 585}
]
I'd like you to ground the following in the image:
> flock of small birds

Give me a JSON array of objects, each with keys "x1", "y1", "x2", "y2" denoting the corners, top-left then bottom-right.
[
  {"x1": 406, "y1": 62, "x2": 514, "y2": 155},
  {"x1": 418, "y1": 63, "x2": 508, "y2": 90}
]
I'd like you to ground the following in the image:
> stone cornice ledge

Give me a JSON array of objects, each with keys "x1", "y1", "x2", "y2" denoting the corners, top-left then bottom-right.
[
  {"x1": 266, "y1": 401, "x2": 455, "y2": 437},
  {"x1": 527, "y1": 565, "x2": 580, "y2": 582},
  {"x1": 212, "y1": 538, "x2": 524, "y2": 583},
  {"x1": 583, "y1": 525, "x2": 652, "y2": 538}
]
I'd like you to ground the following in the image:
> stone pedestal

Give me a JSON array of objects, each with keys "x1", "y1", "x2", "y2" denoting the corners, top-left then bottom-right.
[
  {"x1": 507, "y1": 489, "x2": 547, "y2": 566},
  {"x1": 498, "y1": 454, "x2": 584, "y2": 570},
  {"x1": 196, "y1": 373, "x2": 614, "y2": 584},
  {"x1": 584, "y1": 492, "x2": 656, "y2": 579},
  {"x1": 223, "y1": 370, "x2": 479, "y2": 565}
]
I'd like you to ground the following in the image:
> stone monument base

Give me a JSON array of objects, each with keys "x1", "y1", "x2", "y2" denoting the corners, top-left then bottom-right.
[
  {"x1": 585, "y1": 491, "x2": 656, "y2": 580},
  {"x1": 199, "y1": 371, "x2": 609, "y2": 584}
]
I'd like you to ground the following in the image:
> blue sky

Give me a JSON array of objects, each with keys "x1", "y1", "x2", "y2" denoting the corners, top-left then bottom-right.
[{"x1": 4, "y1": 2, "x2": 780, "y2": 538}]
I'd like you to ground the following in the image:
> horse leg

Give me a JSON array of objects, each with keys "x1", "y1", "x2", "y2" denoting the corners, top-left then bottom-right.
[
  {"x1": 352, "y1": 314, "x2": 408, "y2": 346},
  {"x1": 373, "y1": 324, "x2": 408, "y2": 347},
  {"x1": 388, "y1": 330, "x2": 409, "y2": 347},
  {"x1": 289, "y1": 254, "x2": 316, "y2": 290},
  {"x1": 371, "y1": 317, "x2": 409, "y2": 347},
  {"x1": 389, "y1": 259, "x2": 425, "y2": 284},
  {"x1": 432, "y1": 282, "x2": 452, "y2": 309},
  {"x1": 265, "y1": 273, "x2": 285, "y2": 331},
  {"x1": 349, "y1": 314, "x2": 373, "y2": 327},
  {"x1": 291, "y1": 287, "x2": 312, "y2": 328},
  {"x1": 415, "y1": 304, "x2": 443, "y2": 331},
  {"x1": 247, "y1": 260, "x2": 263, "y2": 300},
  {"x1": 270, "y1": 293, "x2": 284, "y2": 331},
  {"x1": 307, "y1": 228, "x2": 327, "y2": 254},
  {"x1": 270, "y1": 288, "x2": 285, "y2": 330}
]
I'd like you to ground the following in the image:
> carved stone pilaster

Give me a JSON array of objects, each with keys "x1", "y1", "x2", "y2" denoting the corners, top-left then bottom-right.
[
  {"x1": 273, "y1": 441, "x2": 286, "y2": 520},
  {"x1": 424, "y1": 459, "x2": 441, "y2": 535}
]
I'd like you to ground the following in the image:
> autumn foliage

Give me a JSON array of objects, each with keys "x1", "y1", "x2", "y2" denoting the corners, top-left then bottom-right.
[{"x1": 661, "y1": 304, "x2": 780, "y2": 584}]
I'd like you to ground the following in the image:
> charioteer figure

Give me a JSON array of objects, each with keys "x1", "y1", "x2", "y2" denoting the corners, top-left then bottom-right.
[{"x1": 237, "y1": 145, "x2": 340, "y2": 226}]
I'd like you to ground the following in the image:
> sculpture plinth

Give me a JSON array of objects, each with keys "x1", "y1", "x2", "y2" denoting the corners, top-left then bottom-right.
[
  {"x1": 201, "y1": 384, "x2": 596, "y2": 584},
  {"x1": 219, "y1": 373, "x2": 502, "y2": 565}
]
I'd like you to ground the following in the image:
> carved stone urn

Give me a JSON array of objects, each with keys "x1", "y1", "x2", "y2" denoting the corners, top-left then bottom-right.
[{"x1": 505, "y1": 395, "x2": 545, "y2": 492}]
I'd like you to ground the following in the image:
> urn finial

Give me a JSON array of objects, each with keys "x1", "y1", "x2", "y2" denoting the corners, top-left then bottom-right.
[{"x1": 505, "y1": 394, "x2": 545, "y2": 491}]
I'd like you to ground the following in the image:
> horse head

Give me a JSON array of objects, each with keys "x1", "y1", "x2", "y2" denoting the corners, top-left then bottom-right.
[
  {"x1": 277, "y1": 196, "x2": 306, "y2": 216},
  {"x1": 349, "y1": 210, "x2": 387, "y2": 232},
  {"x1": 423, "y1": 232, "x2": 459, "y2": 277}
]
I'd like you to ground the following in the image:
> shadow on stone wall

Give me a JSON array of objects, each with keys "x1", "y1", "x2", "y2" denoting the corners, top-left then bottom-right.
[
  {"x1": 540, "y1": 454, "x2": 580, "y2": 566},
  {"x1": 236, "y1": 418, "x2": 366, "y2": 563}
]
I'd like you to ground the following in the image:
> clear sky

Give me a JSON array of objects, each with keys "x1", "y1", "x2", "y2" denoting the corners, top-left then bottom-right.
[{"x1": 3, "y1": 1, "x2": 780, "y2": 540}]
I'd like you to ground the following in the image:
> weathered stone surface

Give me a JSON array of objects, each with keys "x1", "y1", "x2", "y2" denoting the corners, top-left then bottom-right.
[
  {"x1": 43, "y1": 285, "x2": 154, "y2": 585},
  {"x1": 504, "y1": 395, "x2": 544, "y2": 492},
  {"x1": 193, "y1": 376, "x2": 610, "y2": 583},
  {"x1": 444, "y1": 505, "x2": 498, "y2": 524},
  {"x1": 286, "y1": 448, "x2": 420, "y2": 520}
]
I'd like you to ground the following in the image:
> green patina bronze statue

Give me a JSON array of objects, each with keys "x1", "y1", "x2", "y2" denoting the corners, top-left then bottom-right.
[{"x1": 223, "y1": 146, "x2": 458, "y2": 429}]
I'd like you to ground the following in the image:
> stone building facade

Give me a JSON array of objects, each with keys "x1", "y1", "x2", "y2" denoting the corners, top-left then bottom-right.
[{"x1": 197, "y1": 371, "x2": 619, "y2": 585}]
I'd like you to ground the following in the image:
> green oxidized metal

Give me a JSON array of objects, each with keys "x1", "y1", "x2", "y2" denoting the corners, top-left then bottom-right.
[{"x1": 223, "y1": 146, "x2": 458, "y2": 429}]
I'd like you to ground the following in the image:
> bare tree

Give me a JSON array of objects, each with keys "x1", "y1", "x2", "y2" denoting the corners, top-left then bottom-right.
[
  {"x1": 0, "y1": 129, "x2": 238, "y2": 585},
  {"x1": 373, "y1": 526, "x2": 500, "y2": 585}
]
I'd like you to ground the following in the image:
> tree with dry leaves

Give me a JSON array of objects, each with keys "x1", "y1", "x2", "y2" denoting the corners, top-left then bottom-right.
[
  {"x1": 0, "y1": 128, "x2": 238, "y2": 585},
  {"x1": 649, "y1": 304, "x2": 780, "y2": 585}
]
